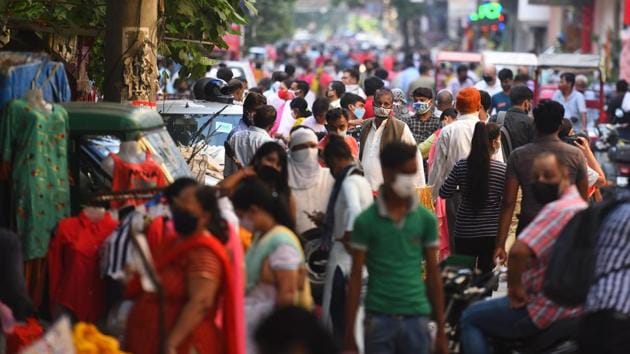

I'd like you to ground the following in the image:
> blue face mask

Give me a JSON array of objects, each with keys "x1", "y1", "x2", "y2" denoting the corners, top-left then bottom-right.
[{"x1": 354, "y1": 107, "x2": 366, "y2": 119}]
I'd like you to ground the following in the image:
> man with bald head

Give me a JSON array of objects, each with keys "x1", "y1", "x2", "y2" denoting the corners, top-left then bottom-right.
[
  {"x1": 475, "y1": 64, "x2": 502, "y2": 96},
  {"x1": 435, "y1": 89, "x2": 454, "y2": 118}
]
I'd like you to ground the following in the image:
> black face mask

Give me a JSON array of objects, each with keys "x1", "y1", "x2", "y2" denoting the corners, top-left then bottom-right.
[
  {"x1": 171, "y1": 208, "x2": 198, "y2": 236},
  {"x1": 256, "y1": 165, "x2": 281, "y2": 184},
  {"x1": 483, "y1": 75, "x2": 493, "y2": 83},
  {"x1": 532, "y1": 181, "x2": 560, "y2": 205}
]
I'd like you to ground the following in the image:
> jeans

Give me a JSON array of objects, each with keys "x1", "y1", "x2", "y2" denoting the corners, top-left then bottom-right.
[
  {"x1": 363, "y1": 312, "x2": 431, "y2": 354},
  {"x1": 459, "y1": 297, "x2": 539, "y2": 354},
  {"x1": 454, "y1": 237, "x2": 496, "y2": 275},
  {"x1": 578, "y1": 310, "x2": 630, "y2": 354}
]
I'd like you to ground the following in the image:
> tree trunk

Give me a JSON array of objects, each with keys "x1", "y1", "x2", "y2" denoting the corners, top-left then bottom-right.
[
  {"x1": 400, "y1": 16, "x2": 410, "y2": 54},
  {"x1": 104, "y1": 0, "x2": 158, "y2": 103}
]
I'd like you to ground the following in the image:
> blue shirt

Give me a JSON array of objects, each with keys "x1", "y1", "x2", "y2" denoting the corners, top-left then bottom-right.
[{"x1": 491, "y1": 91, "x2": 512, "y2": 113}]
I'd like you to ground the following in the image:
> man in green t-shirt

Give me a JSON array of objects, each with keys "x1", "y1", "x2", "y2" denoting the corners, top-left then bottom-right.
[{"x1": 343, "y1": 142, "x2": 447, "y2": 354}]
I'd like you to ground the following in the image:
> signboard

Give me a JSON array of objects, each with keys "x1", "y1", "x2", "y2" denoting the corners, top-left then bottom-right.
[{"x1": 528, "y1": 0, "x2": 585, "y2": 5}]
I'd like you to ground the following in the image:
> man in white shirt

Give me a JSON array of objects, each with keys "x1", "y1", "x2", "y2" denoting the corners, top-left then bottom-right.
[
  {"x1": 224, "y1": 105, "x2": 276, "y2": 177},
  {"x1": 448, "y1": 65, "x2": 475, "y2": 97},
  {"x1": 300, "y1": 97, "x2": 329, "y2": 135},
  {"x1": 359, "y1": 89, "x2": 425, "y2": 192},
  {"x1": 319, "y1": 135, "x2": 373, "y2": 339},
  {"x1": 429, "y1": 87, "x2": 482, "y2": 199},
  {"x1": 474, "y1": 64, "x2": 502, "y2": 97},
  {"x1": 342, "y1": 68, "x2": 367, "y2": 99}
]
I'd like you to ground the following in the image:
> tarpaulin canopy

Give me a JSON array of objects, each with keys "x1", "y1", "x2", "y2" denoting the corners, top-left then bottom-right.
[{"x1": 537, "y1": 53, "x2": 602, "y2": 70}]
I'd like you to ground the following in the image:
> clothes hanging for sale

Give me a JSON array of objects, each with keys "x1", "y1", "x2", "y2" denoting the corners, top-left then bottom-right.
[
  {"x1": 48, "y1": 211, "x2": 119, "y2": 322},
  {"x1": 0, "y1": 99, "x2": 70, "y2": 260},
  {"x1": 109, "y1": 151, "x2": 167, "y2": 209}
]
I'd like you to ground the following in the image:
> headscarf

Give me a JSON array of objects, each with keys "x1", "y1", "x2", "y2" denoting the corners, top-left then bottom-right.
[
  {"x1": 392, "y1": 88, "x2": 410, "y2": 119},
  {"x1": 288, "y1": 128, "x2": 321, "y2": 190}
]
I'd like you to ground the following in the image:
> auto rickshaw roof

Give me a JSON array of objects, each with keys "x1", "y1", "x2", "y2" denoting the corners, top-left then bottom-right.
[
  {"x1": 537, "y1": 54, "x2": 602, "y2": 70},
  {"x1": 436, "y1": 51, "x2": 482, "y2": 64},
  {"x1": 62, "y1": 102, "x2": 164, "y2": 138},
  {"x1": 481, "y1": 51, "x2": 538, "y2": 67}
]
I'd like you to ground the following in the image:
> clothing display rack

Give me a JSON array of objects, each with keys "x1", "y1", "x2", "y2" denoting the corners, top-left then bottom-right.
[{"x1": 88, "y1": 187, "x2": 167, "y2": 354}]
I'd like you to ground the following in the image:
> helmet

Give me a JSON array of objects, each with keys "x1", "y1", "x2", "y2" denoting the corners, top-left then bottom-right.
[{"x1": 192, "y1": 78, "x2": 234, "y2": 103}]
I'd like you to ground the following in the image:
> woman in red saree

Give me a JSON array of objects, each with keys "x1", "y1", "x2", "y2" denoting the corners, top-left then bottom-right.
[{"x1": 125, "y1": 185, "x2": 238, "y2": 354}]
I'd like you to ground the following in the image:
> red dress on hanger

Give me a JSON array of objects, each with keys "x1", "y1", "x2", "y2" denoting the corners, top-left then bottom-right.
[
  {"x1": 109, "y1": 151, "x2": 168, "y2": 209},
  {"x1": 47, "y1": 212, "x2": 119, "y2": 322}
]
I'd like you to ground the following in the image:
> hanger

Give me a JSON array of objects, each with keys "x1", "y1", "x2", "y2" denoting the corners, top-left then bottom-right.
[
  {"x1": 88, "y1": 187, "x2": 164, "y2": 203},
  {"x1": 24, "y1": 62, "x2": 61, "y2": 113}
]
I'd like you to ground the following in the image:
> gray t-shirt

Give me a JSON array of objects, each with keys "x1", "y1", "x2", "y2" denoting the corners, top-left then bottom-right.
[{"x1": 507, "y1": 135, "x2": 587, "y2": 232}]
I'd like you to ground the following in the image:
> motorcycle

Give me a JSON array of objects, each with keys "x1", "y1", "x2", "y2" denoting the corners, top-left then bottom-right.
[
  {"x1": 441, "y1": 257, "x2": 579, "y2": 354},
  {"x1": 598, "y1": 123, "x2": 630, "y2": 187}
]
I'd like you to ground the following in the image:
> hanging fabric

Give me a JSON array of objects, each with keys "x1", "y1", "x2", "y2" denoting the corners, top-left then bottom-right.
[
  {"x1": 109, "y1": 151, "x2": 168, "y2": 209},
  {"x1": 48, "y1": 211, "x2": 119, "y2": 322},
  {"x1": 0, "y1": 99, "x2": 70, "y2": 260}
]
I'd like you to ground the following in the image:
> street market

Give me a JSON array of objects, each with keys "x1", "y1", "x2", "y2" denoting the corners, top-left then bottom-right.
[{"x1": 1, "y1": 1, "x2": 630, "y2": 354}]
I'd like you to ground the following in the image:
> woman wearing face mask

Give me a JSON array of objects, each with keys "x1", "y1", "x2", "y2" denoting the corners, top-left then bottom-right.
[
  {"x1": 287, "y1": 128, "x2": 335, "y2": 235},
  {"x1": 319, "y1": 108, "x2": 360, "y2": 160},
  {"x1": 232, "y1": 177, "x2": 312, "y2": 354},
  {"x1": 125, "y1": 185, "x2": 239, "y2": 354},
  {"x1": 439, "y1": 122, "x2": 506, "y2": 275},
  {"x1": 219, "y1": 141, "x2": 297, "y2": 223}
]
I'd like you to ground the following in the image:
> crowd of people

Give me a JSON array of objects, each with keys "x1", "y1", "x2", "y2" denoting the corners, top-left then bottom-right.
[{"x1": 2, "y1": 50, "x2": 629, "y2": 354}]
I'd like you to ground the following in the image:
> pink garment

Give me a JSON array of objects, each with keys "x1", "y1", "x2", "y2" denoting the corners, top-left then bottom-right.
[
  {"x1": 427, "y1": 129, "x2": 441, "y2": 168},
  {"x1": 270, "y1": 101, "x2": 286, "y2": 136},
  {"x1": 215, "y1": 224, "x2": 245, "y2": 354},
  {"x1": 436, "y1": 197, "x2": 450, "y2": 261}
]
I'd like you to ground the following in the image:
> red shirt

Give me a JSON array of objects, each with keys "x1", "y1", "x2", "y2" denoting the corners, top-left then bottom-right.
[
  {"x1": 318, "y1": 135, "x2": 360, "y2": 161},
  {"x1": 48, "y1": 212, "x2": 119, "y2": 322},
  {"x1": 364, "y1": 96, "x2": 375, "y2": 119}
]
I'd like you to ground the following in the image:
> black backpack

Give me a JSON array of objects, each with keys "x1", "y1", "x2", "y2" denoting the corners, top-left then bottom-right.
[{"x1": 543, "y1": 196, "x2": 628, "y2": 307}]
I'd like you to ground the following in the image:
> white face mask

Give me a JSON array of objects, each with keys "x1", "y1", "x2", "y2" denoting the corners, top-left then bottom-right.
[
  {"x1": 331, "y1": 129, "x2": 347, "y2": 137},
  {"x1": 391, "y1": 173, "x2": 417, "y2": 198},
  {"x1": 291, "y1": 147, "x2": 318, "y2": 163},
  {"x1": 374, "y1": 106, "x2": 392, "y2": 118}
]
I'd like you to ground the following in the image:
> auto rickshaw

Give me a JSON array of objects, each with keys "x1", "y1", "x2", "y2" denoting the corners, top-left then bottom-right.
[{"x1": 63, "y1": 102, "x2": 192, "y2": 212}]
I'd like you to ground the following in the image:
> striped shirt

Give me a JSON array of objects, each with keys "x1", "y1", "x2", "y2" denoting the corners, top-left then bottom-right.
[
  {"x1": 585, "y1": 202, "x2": 630, "y2": 315},
  {"x1": 519, "y1": 186, "x2": 587, "y2": 329},
  {"x1": 439, "y1": 159, "x2": 506, "y2": 238}
]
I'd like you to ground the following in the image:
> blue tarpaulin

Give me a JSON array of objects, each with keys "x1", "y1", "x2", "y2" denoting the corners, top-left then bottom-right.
[{"x1": 0, "y1": 54, "x2": 72, "y2": 108}]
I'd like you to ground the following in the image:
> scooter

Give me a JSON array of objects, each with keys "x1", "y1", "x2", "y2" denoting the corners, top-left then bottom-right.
[{"x1": 441, "y1": 258, "x2": 579, "y2": 354}]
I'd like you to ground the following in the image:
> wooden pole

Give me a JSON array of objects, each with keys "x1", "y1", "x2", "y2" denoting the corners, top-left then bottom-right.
[{"x1": 104, "y1": 0, "x2": 158, "y2": 103}]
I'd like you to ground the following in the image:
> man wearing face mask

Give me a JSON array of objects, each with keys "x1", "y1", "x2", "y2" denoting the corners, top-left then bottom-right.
[
  {"x1": 460, "y1": 152, "x2": 586, "y2": 354},
  {"x1": 319, "y1": 108, "x2": 360, "y2": 160},
  {"x1": 493, "y1": 85, "x2": 536, "y2": 160},
  {"x1": 403, "y1": 87, "x2": 441, "y2": 144},
  {"x1": 474, "y1": 64, "x2": 502, "y2": 97},
  {"x1": 288, "y1": 128, "x2": 335, "y2": 235},
  {"x1": 359, "y1": 89, "x2": 425, "y2": 193},
  {"x1": 340, "y1": 93, "x2": 366, "y2": 127},
  {"x1": 494, "y1": 100, "x2": 589, "y2": 265},
  {"x1": 344, "y1": 142, "x2": 447, "y2": 354}
]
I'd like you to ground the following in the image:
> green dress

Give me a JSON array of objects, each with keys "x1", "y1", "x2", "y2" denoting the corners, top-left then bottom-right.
[{"x1": 0, "y1": 99, "x2": 70, "y2": 260}]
